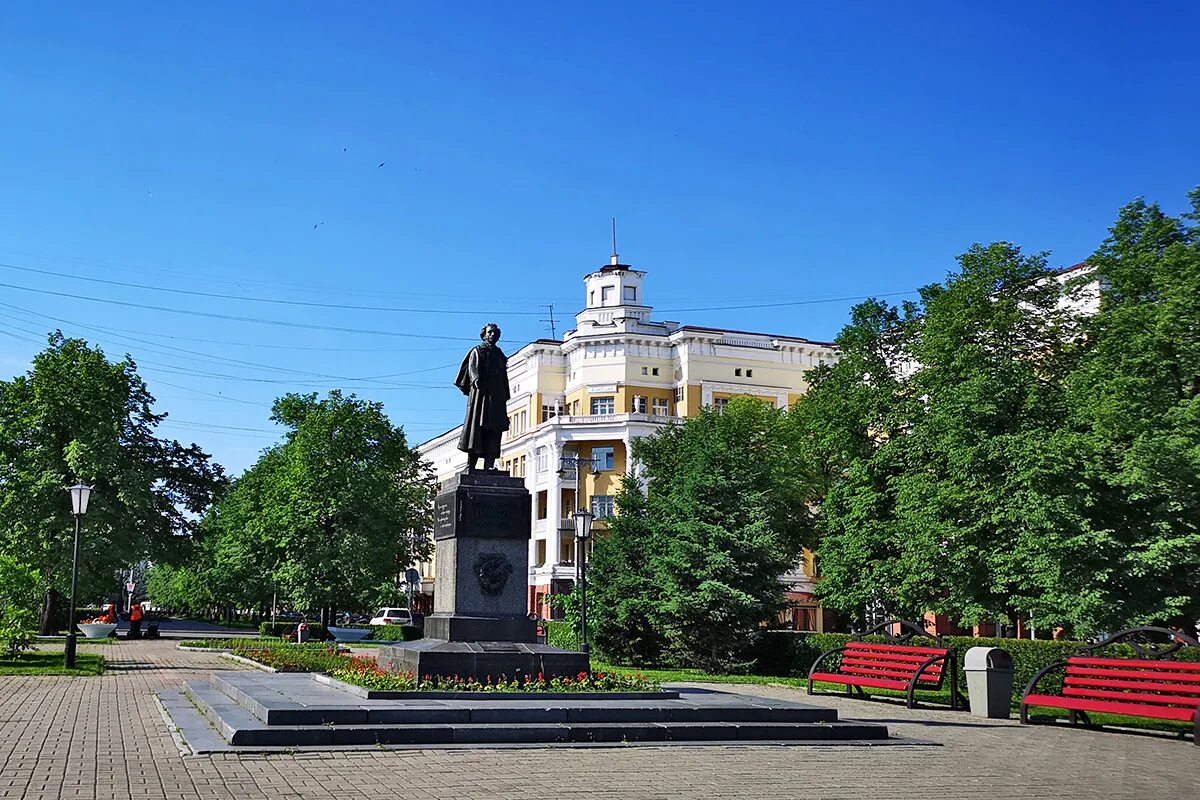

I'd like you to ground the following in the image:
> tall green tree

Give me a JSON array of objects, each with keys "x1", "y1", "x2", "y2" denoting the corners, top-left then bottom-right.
[
  {"x1": 591, "y1": 398, "x2": 817, "y2": 671},
  {"x1": 812, "y1": 243, "x2": 1098, "y2": 630},
  {"x1": 0, "y1": 334, "x2": 225, "y2": 632},
  {"x1": 587, "y1": 475, "x2": 669, "y2": 663},
  {"x1": 169, "y1": 390, "x2": 437, "y2": 624},
  {"x1": 1063, "y1": 191, "x2": 1200, "y2": 630}
]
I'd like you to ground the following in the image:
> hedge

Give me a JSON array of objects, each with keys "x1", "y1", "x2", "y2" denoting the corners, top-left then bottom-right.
[
  {"x1": 364, "y1": 624, "x2": 423, "y2": 642},
  {"x1": 258, "y1": 621, "x2": 327, "y2": 640},
  {"x1": 749, "y1": 630, "x2": 1200, "y2": 707},
  {"x1": 545, "y1": 620, "x2": 579, "y2": 651}
]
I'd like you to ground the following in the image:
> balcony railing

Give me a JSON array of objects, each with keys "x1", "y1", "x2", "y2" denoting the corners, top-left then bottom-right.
[{"x1": 549, "y1": 412, "x2": 684, "y2": 426}]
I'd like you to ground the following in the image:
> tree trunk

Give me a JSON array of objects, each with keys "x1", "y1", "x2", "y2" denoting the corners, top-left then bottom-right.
[
  {"x1": 320, "y1": 606, "x2": 331, "y2": 627},
  {"x1": 39, "y1": 587, "x2": 61, "y2": 635}
]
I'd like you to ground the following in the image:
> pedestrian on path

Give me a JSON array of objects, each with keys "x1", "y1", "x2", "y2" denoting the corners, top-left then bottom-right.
[{"x1": 129, "y1": 601, "x2": 143, "y2": 639}]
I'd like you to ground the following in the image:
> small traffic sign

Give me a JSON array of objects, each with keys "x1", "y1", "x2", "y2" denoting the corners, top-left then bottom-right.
[
  {"x1": 126, "y1": 581, "x2": 136, "y2": 592},
  {"x1": 405, "y1": 568, "x2": 421, "y2": 585}
]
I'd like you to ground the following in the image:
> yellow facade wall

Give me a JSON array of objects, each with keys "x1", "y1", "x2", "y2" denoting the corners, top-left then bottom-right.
[{"x1": 682, "y1": 384, "x2": 702, "y2": 417}]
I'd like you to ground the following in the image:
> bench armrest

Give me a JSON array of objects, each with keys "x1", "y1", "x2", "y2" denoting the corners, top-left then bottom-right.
[
  {"x1": 807, "y1": 646, "x2": 849, "y2": 679},
  {"x1": 1021, "y1": 659, "x2": 1071, "y2": 702}
]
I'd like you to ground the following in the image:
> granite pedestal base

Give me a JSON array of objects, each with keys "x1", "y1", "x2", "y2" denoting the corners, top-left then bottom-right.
[
  {"x1": 379, "y1": 639, "x2": 591, "y2": 683},
  {"x1": 423, "y1": 613, "x2": 536, "y2": 644}
]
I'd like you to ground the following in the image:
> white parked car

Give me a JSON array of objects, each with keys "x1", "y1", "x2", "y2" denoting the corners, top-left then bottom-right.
[{"x1": 369, "y1": 607, "x2": 413, "y2": 626}]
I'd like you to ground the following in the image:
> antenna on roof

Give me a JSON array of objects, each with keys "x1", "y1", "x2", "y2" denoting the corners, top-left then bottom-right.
[
  {"x1": 610, "y1": 217, "x2": 619, "y2": 266},
  {"x1": 540, "y1": 303, "x2": 558, "y2": 339}
]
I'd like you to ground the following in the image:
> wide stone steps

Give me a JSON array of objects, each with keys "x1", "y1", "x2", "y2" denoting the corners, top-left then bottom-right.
[{"x1": 171, "y1": 671, "x2": 893, "y2": 751}]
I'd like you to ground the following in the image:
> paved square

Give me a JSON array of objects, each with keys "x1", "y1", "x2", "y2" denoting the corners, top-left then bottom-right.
[{"x1": 0, "y1": 639, "x2": 1195, "y2": 800}]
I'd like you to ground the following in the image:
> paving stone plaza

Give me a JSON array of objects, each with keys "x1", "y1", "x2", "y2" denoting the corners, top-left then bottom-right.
[{"x1": 0, "y1": 639, "x2": 1195, "y2": 800}]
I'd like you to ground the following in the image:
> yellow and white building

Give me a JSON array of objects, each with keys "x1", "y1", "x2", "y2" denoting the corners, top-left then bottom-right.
[{"x1": 418, "y1": 254, "x2": 837, "y2": 626}]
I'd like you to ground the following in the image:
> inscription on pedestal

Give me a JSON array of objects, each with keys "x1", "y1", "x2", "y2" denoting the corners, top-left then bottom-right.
[{"x1": 434, "y1": 474, "x2": 531, "y2": 540}]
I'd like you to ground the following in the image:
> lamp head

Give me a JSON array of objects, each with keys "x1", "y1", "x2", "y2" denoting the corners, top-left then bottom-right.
[
  {"x1": 572, "y1": 508, "x2": 594, "y2": 540},
  {"x1": 68, "y1": 482, "x2": 92, "y2": 516}
]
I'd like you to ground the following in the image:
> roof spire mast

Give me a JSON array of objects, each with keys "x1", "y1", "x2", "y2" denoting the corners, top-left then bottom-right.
[{"x1": 610, "y1": 217, "x2": 619, "y2": 266}]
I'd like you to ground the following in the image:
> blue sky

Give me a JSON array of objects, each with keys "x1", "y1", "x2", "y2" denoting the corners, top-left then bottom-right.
[{"x1": 1, "y1": 2, "x2": 1197, "y2": 475}]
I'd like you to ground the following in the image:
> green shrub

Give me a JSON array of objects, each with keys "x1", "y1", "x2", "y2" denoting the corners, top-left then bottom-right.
[
  {"x1": 258, "y1": 621, "x2": 327, "y2": 640},
  {"x1": 0, "y1": 557, "x2": 39, "y2": 657},
  {"x1": 364, "y1": 624, "x2": 423, "y2": 641},
  {"x1": 545, "y1": 620, "x2": 579, "y2": 650}
]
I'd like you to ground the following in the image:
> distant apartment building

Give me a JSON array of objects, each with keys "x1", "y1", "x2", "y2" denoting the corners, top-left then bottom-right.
[{"x1": 417, "y1": 253, "x2": 837, "y2": 627}]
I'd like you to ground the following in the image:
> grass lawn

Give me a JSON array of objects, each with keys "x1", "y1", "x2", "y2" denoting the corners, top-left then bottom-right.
[
  {"x1": 594, "y1": 661, "x2": 1194, "y2": 737},
  {"x1": 0, "y1": 651, "x2": 105, "y2": 676}
]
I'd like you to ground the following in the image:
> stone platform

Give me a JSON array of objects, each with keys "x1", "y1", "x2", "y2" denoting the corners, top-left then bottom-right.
[
  {"x1": 377, "y1": 639, "x2": 591, "y2": 683},
  {"x1": 163, "y1": 671, "x2": 896, "y2": 751}
]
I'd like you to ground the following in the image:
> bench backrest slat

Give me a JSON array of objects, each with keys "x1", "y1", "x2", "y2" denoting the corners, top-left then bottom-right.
[
  {"x1": 840, "y1": 665, "x2": 943, "y2": 683},
  {"x1": 843, "y1": 648, "x2": 940, "y2": 666},
  {"x1": 849, "y1": 642, "x2": 949, "y2": 657},
  {"x1": 1070, "y1": 656, "x2": 1200, "y2": 672},
  {"x1": 1065, "y1": 663, "x2": 1200, "y2": 684},
  {"x1": 1064, "y1": 676, "x2": 1200, "y2": 695},
  {"x1": 842, "y1": 655, "x2": 943, "y2": 673}
]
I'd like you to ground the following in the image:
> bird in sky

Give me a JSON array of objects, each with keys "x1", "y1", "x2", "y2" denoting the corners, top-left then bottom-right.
[{"x1": 378, "y1": 162, "x2": 386, "y2": 168}]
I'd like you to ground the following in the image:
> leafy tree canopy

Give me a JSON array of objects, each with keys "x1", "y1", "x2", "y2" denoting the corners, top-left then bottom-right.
[{"x1": 0, "y1": 333, "x2": 225, "y2": 631}]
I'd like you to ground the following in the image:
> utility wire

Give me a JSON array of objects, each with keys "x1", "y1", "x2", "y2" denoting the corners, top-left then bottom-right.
[
  {"x1": 0, "y1": 262, "x2": 545, "y2": 316},
  {"x1": 0, "y1": 280, "x2": 479, "y2": 341},
  {"x1": 0, "y1": 315, "x2": 452, "y2": 387},
  {"x1": 0, "y1": 306, "x2": 463, "y2": 353}
]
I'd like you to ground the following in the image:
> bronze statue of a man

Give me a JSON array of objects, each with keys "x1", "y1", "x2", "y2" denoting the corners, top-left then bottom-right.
[{"x1": 455, "y1": 323, "x2": 510, "y2": 472}]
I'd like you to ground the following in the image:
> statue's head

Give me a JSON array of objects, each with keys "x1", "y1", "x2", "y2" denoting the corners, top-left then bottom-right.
[{"x1": 480, "y1": 323, "x2": 501, "y2": 344}]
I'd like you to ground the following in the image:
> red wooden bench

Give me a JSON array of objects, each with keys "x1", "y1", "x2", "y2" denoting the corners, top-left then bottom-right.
[
  {"x1": 1021, "y1": 626, "x2": 1200, "y2": 745},
  {"x1": 808, "y1": 620, "x2": 963, "y2": 710}
]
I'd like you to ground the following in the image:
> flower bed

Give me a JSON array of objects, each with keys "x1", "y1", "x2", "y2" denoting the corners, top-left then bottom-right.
[
  {"x1": 330, "y1": 656, "x2": 660, "y2": 693},
  {"x1": 237, "y1": 647, "x2": 350, "y2": 673}
]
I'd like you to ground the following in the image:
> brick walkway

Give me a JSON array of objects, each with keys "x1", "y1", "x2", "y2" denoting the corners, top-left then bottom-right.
[{"x1": 0, "y1": 639, "x2": 1195, "y2": 800}]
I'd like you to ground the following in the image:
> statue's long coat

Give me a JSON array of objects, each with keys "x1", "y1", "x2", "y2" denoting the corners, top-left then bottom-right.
[{"x1": 455, "y1": 342, "x2": 510, "y2": 453}]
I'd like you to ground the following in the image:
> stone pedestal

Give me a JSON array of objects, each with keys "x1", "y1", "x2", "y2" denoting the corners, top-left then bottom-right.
[
  {"x1": 425, "y1": 471, "x2": 536, "y2": 643},
  {"x1": 384, "y1": 470, "x2": 589, "y2": 681}
]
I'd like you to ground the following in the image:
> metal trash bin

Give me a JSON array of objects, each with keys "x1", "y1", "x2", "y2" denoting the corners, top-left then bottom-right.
[
  {"x1": 964, "y1": 646, "x2": 1014, "y2": 718},
  {"x1": 295, "y1": 622, "x2": 310, "y2": 644}
]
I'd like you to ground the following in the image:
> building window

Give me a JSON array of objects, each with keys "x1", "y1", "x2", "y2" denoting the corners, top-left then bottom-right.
[
  {"x1": 601, "y1": 286, "x2": 613, "y2": 304},
  {"x1": 591, "y1": 495, "x2": 615, "y2": 519},
  {"x1": 624, "y1": 286, "x2": 637, "y2": 302},
  {"x1": 652, "y1": 367, "x2": 659, "y2": 376},
  {"x1": 641, "y1": 366, "x2": 648, "y2": 375},
  {"x1": 631, "y1": 395, "x2": 647, "y2": 414},
  {"x1": 536, "y1": 490, "x2": 548, "y2": 520},
  {"x1": 674, "y1": 387, "x2": 683, "y2": 402},
  {"x1": 542, "y1": 403, "x2": 561, "y2": 422},
  {"x1": 735, "y1": 368, "x2": 742, "y2": 377},
  {"x1": 746, "y1": 369, "x2": 753, "y2": 378},
  {"x1": 591, "y1": 396, "x2": 615, "y2": 415},
  {"x1": 572, "y1": 400, "x2": 580, "y2": 416},
  {"x1": 652, "y1": 397, "x2": 669, "y2": 416},
  {"x1": 714, "y1": 397, "x2": 730, "y2": 413},
  {"x1": 535, "y1": 446, "x2": 548, "y2": 473},
  {"x1": 536, "y1": 539, "x2": 547, "y2": 566},
  {"x1": 592, "y1": 447, "x2": 615, "y2": 471}
]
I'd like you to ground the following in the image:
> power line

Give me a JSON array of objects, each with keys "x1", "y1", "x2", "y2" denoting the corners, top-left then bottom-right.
[
  {"x1": 0, "y1": 314, "x2": 454, "y2": 387},
  {"x1": 0, "y1": 248, "x2": 575, "y2": 305},
  {"x1": 0, "y1": 261, "x2": 545, "y2": 316},
  {"x1": 0, "y1": 280, "x2": 479, "y2": 340},
  {"x1": 655, "y1": 290, "x2": 920, "y2": 314}
]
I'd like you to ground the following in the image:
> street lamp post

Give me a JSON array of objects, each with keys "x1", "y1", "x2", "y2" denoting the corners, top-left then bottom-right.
[
  {"x1": 64, "y1": 482, "x2": 92, "y2": 669},
  {"x1": 558, "y1": 454, "x2": 599, "y2": 653},
  {"x1": 572, "y1": 508, "x2": 594, "y2": 654}
]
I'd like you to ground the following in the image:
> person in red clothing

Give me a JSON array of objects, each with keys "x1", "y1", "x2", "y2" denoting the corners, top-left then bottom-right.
[{"x1": 129, "y1": 602, "x2": 143, "y2": 639}]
